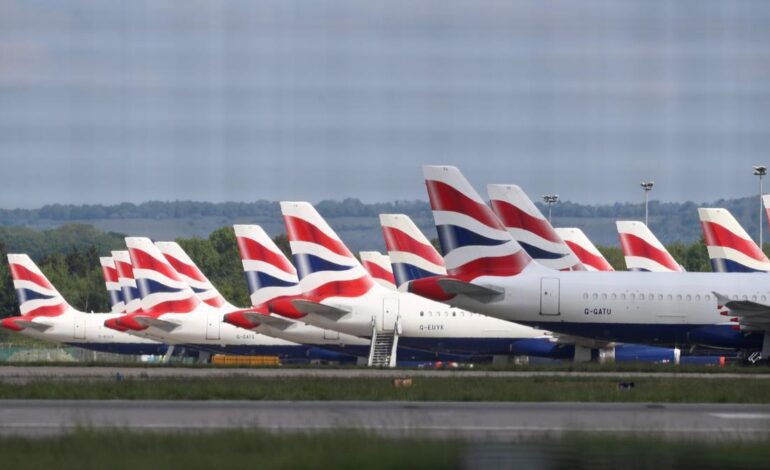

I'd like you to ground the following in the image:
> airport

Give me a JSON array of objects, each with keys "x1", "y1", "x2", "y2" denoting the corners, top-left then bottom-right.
[{"x1": 4, "y1": 1, "x2": 770, "y2": 468}]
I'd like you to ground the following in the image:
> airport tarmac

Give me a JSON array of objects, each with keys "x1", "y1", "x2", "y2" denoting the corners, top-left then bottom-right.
[
  {"x1": 1, "y1": 400, "x2": 769, "y2": 439},
  {"x1": 1, "y1": 366, "x2": 769, "y2": 381}
]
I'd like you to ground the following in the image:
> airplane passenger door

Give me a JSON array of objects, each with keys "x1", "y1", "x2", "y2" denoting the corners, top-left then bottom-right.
[
  {"x1": 381, "y1": 298, "x2": 399, "y2": 331},
  {"x1": 206, "y1": 310, "x2": 221, "y2": 340},
  {"x1": 73, "y1": 316, "x2": 86, "y2": 340},
  {"x1": 540, "y1": 278, "x2": 560, "y2": 316}
]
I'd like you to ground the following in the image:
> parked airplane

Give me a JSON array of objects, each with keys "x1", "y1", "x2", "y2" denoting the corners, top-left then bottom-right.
[
  {"x1": 105, "y1": 237, "x2": 312, "y2": 358},
  {"x1": 554, "y1": 228, "x2": 615, "y2": 272},
  {"x1": 698, "y1": 208, "x2": 770, "y2": 273},
  {"x1": 99, "y1": 256, "x2": 125, "y2": 313},
  {"x1": 410, "y1": 165, "x2": 767, "y2": 355},
  {"x1": 269, "y1": 201, "x2": 582, "y2": 364},
  {"x1": 381, "y1": 213, "x2": 686, "y2": 363},
  {"x1": 360, "y1": 252, "x2": 397, "y2": 290},
  {"x1": 487, "y1": 184, "x2": 584, "y2": 271},
  {"x1": 2, "y1": 254, "x2": 166, "y2": 354},
  {"x1": 616, "y1": 221, "x2": 684, "y2": 272}
]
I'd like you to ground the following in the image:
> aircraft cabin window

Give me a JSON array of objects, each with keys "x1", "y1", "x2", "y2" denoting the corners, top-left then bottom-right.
[
  {"x1": 452, "y1": 312, "x2": 456, "y2": 317},
  {"x1": 658, "y1": 294, "x2": 663, "y2": 301},
  {"x1": 742, "y1": 295, "x2": 748, "y2": 300},
  {"x1": 620, "y1": 294, "x2": 626, "y2": 300},
  {"x1": 677, "y1": 295, "x2": 682, "y2": 301},
  {"x1": 649, "y1": 293, "x2": 654, "y2": 301},
  {"x1": 667, "y1": 294, "x2": 673, "y2": 301},
  {"x1": 639, "y1": 294, "x2": 645, "y2": 301},
  {"x1": 762, "y1": 296, "x2": 767, "y2": 302},
  {"x1": 695, "y1": 295, "x2": 701, "y2": 301},
  {"x1": 686, "y1": 295, "x2": 692, "y2": 301},
  {"x1": 420, "y1": 312, "x2": 424, "y2": 317},
  {"x1": 752, "y1": 295, "x2": 757, "y2": 301},
  {"x1": 611, "y1": 294, "x2": 617, "y2": 300},
  {"x1": 592, "y1": 293, "x2": 598, "y2": 300},
  {"x1": 705, "y1": 295, "x2": 711, "y2": 301},
  {"x1": 630, "y1": 294, "x2": 636, "y2": 300},
  {"x1": 601, "y1": 293, "x2": 607, "y2": 300},
  {"x1": 583, "y1": 293, "x2": 589, "y2": 300}
]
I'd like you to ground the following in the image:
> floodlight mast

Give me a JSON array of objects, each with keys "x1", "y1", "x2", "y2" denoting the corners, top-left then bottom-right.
[
  {"x1": 641, "y1": 181, "x2": 655, "y2": 226},
  {"x1": 754, "y1": 165, "x2": 767, "y2": 248},
  {"x1": 542, "y1": 194, "x2": 560, "y2": 223}
]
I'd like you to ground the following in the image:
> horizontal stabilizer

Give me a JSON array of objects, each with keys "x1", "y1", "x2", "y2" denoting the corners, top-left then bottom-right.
[
  {"x1": 12, "y1": 319, "x2": 52, "y2": 332},
  {"x1": 291, "y1": 299, "x2": 351, "y2": 320},
  {"x1": 133, "y1": 316, "x2": 181, "y2": 332},
  {"x1": 436, "y1": 278, "x2": 504, "y2": 303},
  {"x1": 244, "y1": 312, "x2": 295, "y2": 331},
  {"x1": 714, "y1": 291, "x2": 770, "y2": 329}
]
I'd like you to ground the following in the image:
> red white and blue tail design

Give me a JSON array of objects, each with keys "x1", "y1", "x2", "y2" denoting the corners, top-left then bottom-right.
[
  {"x1": 422, "y1": 165, "x2": 532, "y2": 279},
  {"x1": 554, "y1": 228, "x2": 615, "y2": 272},
  {"x1": 126, "y1": 237, "x2": 200, "y2": 316},
  {"x1": 99, "y1": 256, "x2": 125, "y2": 313},
  {"x1": 155, "y1": 241, "x2": 233, "y2": 309},
  {"x1": 233, "y1": 224, "x2": 302, "y2": 307},
  {"x1": 8, "y1": 254, "x2": 70, "y2": 317},
  {"x1": 617, "y1": 221, "x2": 684, "y2": 272},
  {"x1": 698, "y1": 208, "x2": 770, "y2": 273},
  {"x1": 379, "y1": 213, "x2": 447, "y2": 287},
  {"x1": 280, "y1": 201, "x2": 375, "y2": 299},
  {"x1": 487, "y1": 184, "x2": 585, "y2": 271},
  {"x1": 112, "y1": 250, "x2": 142, "y2": 314},
  {"x1": 360, "y1": 251, "x2": 396, "y2": 290}
]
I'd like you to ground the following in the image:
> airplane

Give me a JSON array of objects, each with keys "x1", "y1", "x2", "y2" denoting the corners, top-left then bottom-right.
[
  {"x1": 143, "y1": 228, "x2": 367, "y2": 360},
  {"x1": 268, "y1": 201, "x2": 588, "y2": 363},
  {"x1": 104, "y1": 237, "x2": 314, "y2": 359},
  {"x1": 99, "y1": 256, "x2": 125, "y2": 313},
  {"x1": 360, "y1": 251, "x2": 397, "y2": 290},
  {"x1": 616, "y1": 221, "x2": 684, "y2": 272},
  {"x1": 380, "y1": 213, "x2": 684, "y2": 363},
  {"x1": 698, "y1": 208, "x2": 770, "y2": 273},
  {"x1": 554, "y1": 228, "x2": 615, "y2": 272},
  {"x1": 409, "y1": 165, "x2": 768, "y2": 357},
  {"x1": 487, "y1": 184, "x2": 584, "y2": 271},
  {"x1": 1, "y1": 254, "x2": 167, "y2": 355}
]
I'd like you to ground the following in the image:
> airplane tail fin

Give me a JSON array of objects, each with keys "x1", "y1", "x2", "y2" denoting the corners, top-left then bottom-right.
[
  {"x1": 554, "y1": 228, "x2": 615, "y2": 272},
  {"x1": 99, "y1": 256, "x2": 125, "y2": 313},
  {"x1": 487, "y1": 184, "x2": 585, "y2": 271},
  {"x1": 379, "y1": 213, "x2": 447, "y2": 288},
  {"x1": 111, "y1": 250, "x2": 143, "y2": 314},
  {"x1": 7, "y1": 254, "x2": 70, "y2": 317},
  {"x1": 616, "y1": 221, "x2": 683, "y2": 272},
  {"x1": 359, "y1": 251, "x2": 397, "y2": 290},
  {"x1": 125, "y1": 237, "x2": 200, "y2": 315},
  {"x1": 422, "y1": 165, "x2": 532, "y2": 280},
  {"x1": 155, "y1": 241, "x2": 232, "y2": 309},
  {"x1": 233, "y1": 224, "x2": 302, "y2": 307},
  {"x1": 698, "y1": 208, "x2": 770, "y2": 273},
  {"x1": 280, "y1": 201, "x2": 375, "y2": 299}
]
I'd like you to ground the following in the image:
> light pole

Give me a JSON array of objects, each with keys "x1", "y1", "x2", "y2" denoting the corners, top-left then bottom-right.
[
  {"x1": 754, "y1": 165, "x2": 767, "y2": 248},
  {"x1": 542, "y1": 194, "x2": 559, "y2": 224},
  {"x1": 640, "y1": 181, "x2": 654, "y2": 226}
]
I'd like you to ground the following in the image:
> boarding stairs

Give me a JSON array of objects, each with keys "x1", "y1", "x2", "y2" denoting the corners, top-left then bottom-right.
[{"x1": 367, "y1": 319, "x2": 400, "y2": 368}]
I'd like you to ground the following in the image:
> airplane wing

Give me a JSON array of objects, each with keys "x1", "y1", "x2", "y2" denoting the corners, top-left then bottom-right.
[
  {"x1": 437, "y1": 278, "x2": 504, "y2": 303},
  {"x1": 714, "y1": 292, "x2": 770, "y2": 330},
  {"x1": 243, "y1": 312, "x2": 296, "y2": 331},
  {"x1": 11, "y1": 319, "x2": 52, "y2": 332},
  {"x1": 133, "y1": 316, "x2": 181, "y2": 332},
  {"x1": 291, "y1": 300, "x2": 351, "y2": 320}
]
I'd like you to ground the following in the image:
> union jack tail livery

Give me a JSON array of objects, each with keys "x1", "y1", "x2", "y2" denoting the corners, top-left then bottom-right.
[
  {"x1": 7, "y1": 254, "x2": 70, "y2": 318},
  {"x1": 233, "y1": 224, "x2": 302, "y2": 307},
  {"x1": 554, "y1": 228, "x2": 615, "y2": 272},
  {"x1": 617, "y1": 221, "x2": 684, "y2": 272},
  {"x1": 280, "y1": 201, "x2": 375, "y2": 299},
  {"x1": 99, "y1": 256, "x2": 124, "y2": 313},
  {"x1": 155, "y1": 241, "x2": 233, "y2": 309},
  {"x1": 422, "y1": 165, "x2": 533, "y2": 280},
  {"x1": 112, "y1": 251, "x2": 142, "y2": 314},
  {"x1": 379, "y1": 213, "x2": 447, "y2": 288},
  {"x1": 487, "y1": 184, "x2": 585, "y2": 271},
  {"x1": 698, "y1": 208, "x2": 770, "y2": 273},
  {"x1": 126, "y1": 237, "x2": 201, "y2": 316},
  {"x1": 359, "y1": 251, "x2": 396, "y2": 290}
]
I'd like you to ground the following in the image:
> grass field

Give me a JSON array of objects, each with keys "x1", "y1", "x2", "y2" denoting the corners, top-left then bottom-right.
[
  {"x1": 0, "y1": 430, "x2": 767, "y2": 469},
  {"x1": 2, "y1": 376, "x2": 770, "y2": 402}
]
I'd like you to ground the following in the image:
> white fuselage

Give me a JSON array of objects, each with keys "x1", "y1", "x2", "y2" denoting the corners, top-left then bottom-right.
[{"x1": 447, "y1": 269, "x2": 769, "y2": 348}]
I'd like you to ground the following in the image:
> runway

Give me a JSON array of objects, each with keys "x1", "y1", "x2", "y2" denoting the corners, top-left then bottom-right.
[
  {"x1": 1, "y1": 400, "x2": 770, "y2": 439},
  {"x1": 1, "y1": 366, "x2": 769, "y2": 381}
]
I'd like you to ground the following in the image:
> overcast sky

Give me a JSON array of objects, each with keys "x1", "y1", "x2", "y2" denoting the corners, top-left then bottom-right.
[{"x1": 1, "y1": 1, "x2": 769, "y2": 208}]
